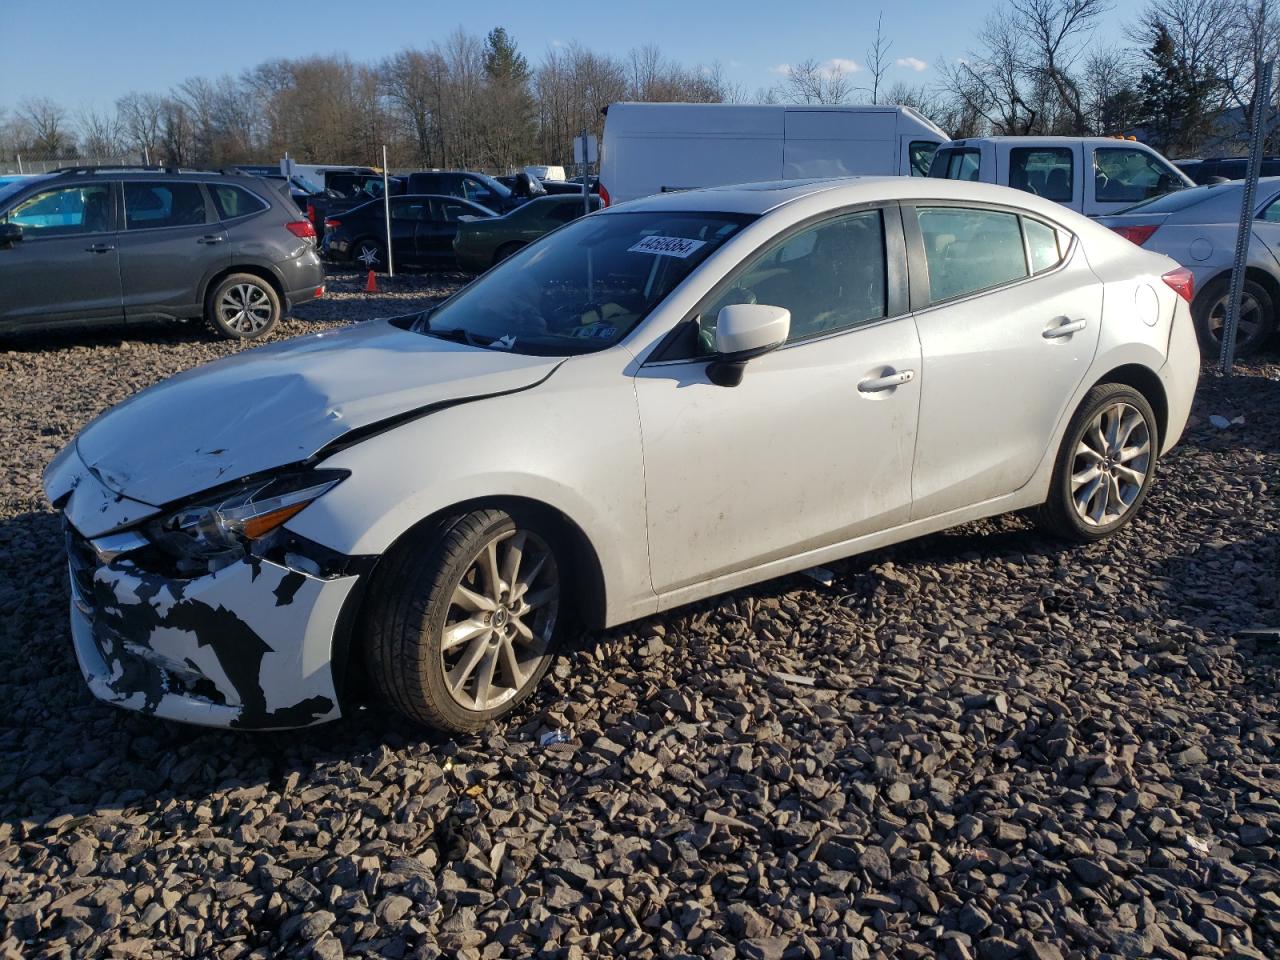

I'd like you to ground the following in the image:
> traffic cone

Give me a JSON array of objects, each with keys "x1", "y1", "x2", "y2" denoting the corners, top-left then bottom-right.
[{"x1": 364, "y1": 269, "x2": 379, "y2": 293}]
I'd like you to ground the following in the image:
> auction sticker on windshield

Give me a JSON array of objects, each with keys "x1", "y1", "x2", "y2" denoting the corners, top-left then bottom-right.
[{"x1": 627, "y1": 235, "x2": 707, "y2": 258}]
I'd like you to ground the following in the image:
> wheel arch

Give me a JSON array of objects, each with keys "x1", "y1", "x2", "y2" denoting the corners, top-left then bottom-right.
[
  {"x1": 359, "y1": 494, "x2": 607, "y2": 631},
  {"x1": 1092, "y1": 363, "x2": 1168, "y2": 444},
  {"x1": 202, "y1": 263, "x2": 287, "y2": 311},
  {"x1": 1193, "y1": 264, "x2": 1280, "y2": 314}
]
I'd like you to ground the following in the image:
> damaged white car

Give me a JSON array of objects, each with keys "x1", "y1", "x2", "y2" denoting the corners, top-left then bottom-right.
[{"x1": 46, "y1": 177, "x2": 1201, "y2": 732}]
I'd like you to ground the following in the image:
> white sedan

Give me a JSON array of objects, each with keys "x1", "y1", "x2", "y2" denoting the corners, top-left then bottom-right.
[{"x1": 45, "y1": 177, "x2": 1201, "y2": 733}]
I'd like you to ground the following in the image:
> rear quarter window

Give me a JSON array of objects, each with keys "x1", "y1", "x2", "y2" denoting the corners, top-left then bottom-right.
[{"x1": 211, "y1": 184, "x2": 268, "y2": 220}]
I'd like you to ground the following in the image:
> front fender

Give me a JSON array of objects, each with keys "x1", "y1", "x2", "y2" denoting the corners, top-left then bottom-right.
[{"x1": 284, "y1": 357, "x2": 657, "y2": 626}]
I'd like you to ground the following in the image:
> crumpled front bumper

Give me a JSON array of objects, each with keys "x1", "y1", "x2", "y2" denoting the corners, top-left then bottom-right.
[
  {"x1": 48, "y1": 443, "x2": 362, "y2": 731},
  {"x1": 66, "y1": 523, "x2": 359, "y2": 729}
]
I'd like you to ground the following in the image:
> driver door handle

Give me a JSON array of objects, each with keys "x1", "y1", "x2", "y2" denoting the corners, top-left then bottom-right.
[
  {"x1": 197, "y1": 234, "x2": 225, "y2": 245},
  {"x1": 858, "y1": 369, "x2": 915, "y2": 393},
  {"x1": 1043, "y1": 318, "x2": 1088, "y2": 339},
  {"x1": 85, "y1": 242, "x2": 115, "y2": 253}
]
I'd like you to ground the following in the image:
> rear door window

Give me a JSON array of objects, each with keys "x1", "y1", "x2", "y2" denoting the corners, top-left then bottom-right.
[
  {"x1": 4, "y1": 184, "x2": 112, "y2": 236},
  {"x1": 1010, "y1": 147, "x2": 1074, "y2": 202},
  {"x1": 123, "y1": 181, "x2": 209, "y2": 229},
  {"x1": 916, "y1": 206, "x2": 1027, "y2": 303},
  {"x1": 909, "y1": 141, "x2": 938, "y2": 177},
  {"x1": 210, "y1": 184, "x2": 268, "y2": 220}
]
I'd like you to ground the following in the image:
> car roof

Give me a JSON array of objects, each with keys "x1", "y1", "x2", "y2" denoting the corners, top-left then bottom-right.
[
  {"x1": 605, "y1": 176, "x2": 1083, "y2": 219},
  {"x1": 942, "y1": 137, "x2": 1161, "y2": 147}
]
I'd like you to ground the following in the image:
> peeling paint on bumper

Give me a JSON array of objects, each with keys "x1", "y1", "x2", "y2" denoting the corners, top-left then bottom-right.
[{"x1": 67, "y1": 529, "x2": 357, "y2": 730}]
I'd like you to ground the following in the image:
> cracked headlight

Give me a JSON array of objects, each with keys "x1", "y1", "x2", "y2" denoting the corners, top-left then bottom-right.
[{"x1": 145, "y1": 470, "x2": 347, "y2": 573}]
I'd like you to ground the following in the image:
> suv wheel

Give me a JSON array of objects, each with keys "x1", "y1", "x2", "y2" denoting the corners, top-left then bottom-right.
[
  {"x1": 362, "y1": 509, "x2": 565, "y2": 732},
  {"x1": 207, "y1": 274, "x2": 281, "y2": 340}
]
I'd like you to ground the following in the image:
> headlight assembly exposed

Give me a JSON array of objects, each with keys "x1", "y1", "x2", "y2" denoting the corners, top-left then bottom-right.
[{"x1": 145, "y1": 470, "x2": 347, "y2": 573}]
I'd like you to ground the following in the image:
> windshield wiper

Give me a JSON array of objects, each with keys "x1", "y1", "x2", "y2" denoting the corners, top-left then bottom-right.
[{"x1": 423, "y1": 326, "x2": 495, "y2": 348}]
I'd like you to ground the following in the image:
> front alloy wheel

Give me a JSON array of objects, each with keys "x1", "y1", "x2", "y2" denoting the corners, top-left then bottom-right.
[
  {"x1": 363, "y1": 508, "x2": 565, "y2": 732},
  {"x1": 441, "y1": 529, "x2": 559, "y2": 712},
  {"x1": 206, "y1": 273, "x2": 281, "y2": 340}
]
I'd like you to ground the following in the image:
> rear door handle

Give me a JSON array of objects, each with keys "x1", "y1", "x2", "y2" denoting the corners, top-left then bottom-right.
[
  {"x1": 858, "y1": 369, "x2": 915, "y2": 393},
  {"x1": 85, "y1": 242, "x2": 115, "y2": 253},
  {"x1": 197, "y1": 234, "x2": 225, "y2": 245},
  {"x1": 1043, "y1": 318, "x2": 1088, "y2": 339}
]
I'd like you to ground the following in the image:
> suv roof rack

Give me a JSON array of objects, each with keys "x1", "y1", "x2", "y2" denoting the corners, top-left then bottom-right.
[{"x1": 50, "y1": 164, "x2": 246, "y2": 176}]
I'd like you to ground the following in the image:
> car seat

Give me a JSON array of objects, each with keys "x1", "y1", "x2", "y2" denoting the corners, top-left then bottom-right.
[
  {"x1": 1045, "y1": 168, "x2": 1070, "y2": 200},
  {"x1": 81, "y1": 191, "x2": 109, "y2": 233}
]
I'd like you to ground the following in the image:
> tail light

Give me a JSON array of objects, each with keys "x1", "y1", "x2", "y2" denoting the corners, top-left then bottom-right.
[
  {"x1": 1162, "y1": 267, "x2": 1195, "y2": 303},
  {"x1": 307, "y1": 202, "x2": 316, "y2": 224},
  {"x1": 1110, "y1": 224, "x2": 1157, "y2": 246},
  {"x1": 286, "y1": 219, "x2": 316, "y2": 240},
  {"x1": 324, "y1": 218, "x2": 341, "y2": 231},
  {"x1": 598, "y1": 182, "x2": 611, "y2": 208}
]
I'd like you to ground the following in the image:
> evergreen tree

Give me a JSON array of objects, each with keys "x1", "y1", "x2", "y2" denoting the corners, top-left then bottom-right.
[
  {"x1": 481, "y1": 28, "x2": 536, "y2": 168},
  {"x1": 1138, "y1": 24, "x2": 1216, "y2": 156}
]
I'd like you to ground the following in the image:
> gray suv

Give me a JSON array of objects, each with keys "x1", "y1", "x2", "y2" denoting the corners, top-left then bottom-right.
[{"x1": 0, "y1": 167, "x2": 326, "y2": 340}]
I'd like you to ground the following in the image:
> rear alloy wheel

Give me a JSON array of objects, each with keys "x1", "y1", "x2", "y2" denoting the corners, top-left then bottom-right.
[
  {"x1": 354, "y1": 239, "x2": 384, "y2": 270},
  {"x1": 1038, "y1": 383, "x2": 1158, "y2": 542},
  {"x1": 206, "y1": 273, "x2": 281, "y2": 340},
  {"x1": 1193, "y1": 277, "x2": 1275, "y2": 358},
  {"x1": 363, "y1": 509, "x2": 564, "y2": 732}
]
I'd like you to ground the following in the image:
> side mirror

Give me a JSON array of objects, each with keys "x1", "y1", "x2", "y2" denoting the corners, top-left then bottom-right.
[
  {"x1": 707, "y1": 303, "x2": 790, "y2": 387},
  {"x1": 0, "y1": 222, "x2": 21, "y2": 248}
]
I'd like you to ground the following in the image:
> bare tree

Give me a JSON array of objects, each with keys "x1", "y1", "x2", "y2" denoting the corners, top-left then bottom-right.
[
  {"x1": 116, "y1": 92, "x2": 164, "y2": 162},
  {"x1": 76, "y1": 106, "x2": 121, "y2": 159},
  {"x1": 775, "y1": 59, "x2": 857, "y2": 104},
  {"x1": 19, "y1": 98, "x2": 72, "y2": 157},
  {"x1": 866, "y1": 13, "x2": 892, "y2": 104}
]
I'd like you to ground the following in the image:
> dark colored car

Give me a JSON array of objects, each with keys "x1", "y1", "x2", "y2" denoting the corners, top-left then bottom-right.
[
  {"x1": 402, "y1": 171, "x2": 523, "y2": 213},
  {"x1": 1177, "y1": 156, "x2": 1280, "y2": 185},
  {"x1": 453, "y1": 194, "x2": 601, "y2": 272},
  {"x1": 322, "y1": 194, "x2": 494, "y2": 270},
  {"x1": 0, "y1": 166, "x2": 324, "y2": 340},
  {"x1": 304, "y1": 172, "x2": 406, "y2": 232}
]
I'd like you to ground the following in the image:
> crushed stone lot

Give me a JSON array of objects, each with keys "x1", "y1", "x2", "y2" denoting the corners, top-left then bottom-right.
[{"x1": 1, "y1": 269, "x2": 1278, "y2": 960}]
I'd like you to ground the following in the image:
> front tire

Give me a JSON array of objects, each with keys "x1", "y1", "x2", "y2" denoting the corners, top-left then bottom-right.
[
  {"x1": 206, "y1": 273, "x2": 281, "y2": 340},
  {"x1": 1193, "y1": 277, "x2": 1275, "y2": 358},
  {"x1": 362, "y1": 509, "x2": 564, "y2": 732},
  {"x1": 1038, "y1": 383, "x2": 1158, "y2": 542}
]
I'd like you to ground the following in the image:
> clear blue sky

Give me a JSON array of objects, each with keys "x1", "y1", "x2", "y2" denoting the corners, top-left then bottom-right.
[{"x1": 0, "y1": 0, "x2": 1145, "y2": 112}]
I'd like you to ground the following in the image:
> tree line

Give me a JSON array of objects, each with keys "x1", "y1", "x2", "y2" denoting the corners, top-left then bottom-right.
[{"x1": 2, "y1": 0, "x2": 1276, "y2": 174}]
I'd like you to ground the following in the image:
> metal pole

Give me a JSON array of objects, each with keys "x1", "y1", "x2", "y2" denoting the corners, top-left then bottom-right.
[
  {"x1": 1222, "y1": 58, "x2": 1274, "y2": 375},
  {"x1": 382, "y1": 144, "x2": 394, "y2": 278},
  {"x1": 581, "y1": 125, "x2": 590, "y2": 218},
  {"x1": 15, "y1": 154, "x2": 22, "y2": 174}
]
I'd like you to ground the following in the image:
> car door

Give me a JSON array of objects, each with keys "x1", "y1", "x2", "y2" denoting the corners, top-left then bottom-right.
[
  {"x1": 0, "y1": 180, "x2": 122, "y2": 327},
  {"x1": 117, "y1": 179, "x2": 227, "y2": 320},
  {"x1": 384, "y1": 197, "x2": 428, "y2": 264},
  {"x1": 634, "y1": 205, "x2": 921, "y2": 595},
  {"x1": 905, "y1": 203, "x2": 1101, "y2": 519},
  {"x1": 424, "y1": 199, "x2": 489, "y2": 264}
]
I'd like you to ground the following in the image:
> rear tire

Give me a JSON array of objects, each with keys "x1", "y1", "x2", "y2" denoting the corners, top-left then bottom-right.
[
  {"x1": 362, "y1": 509, "x2": 565, "y2": 732},
  {"x1": 1193, "y1": 276, "x2": 1274, "y2": 358},
  {"x1": 205, "y1": 273, "x2": 281, "y2": 340},
  {"x1": 1037, "y1": 383, "x2": 1158, "y2": 542}
]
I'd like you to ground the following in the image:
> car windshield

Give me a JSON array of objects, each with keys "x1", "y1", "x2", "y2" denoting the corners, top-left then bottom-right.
[
  {"x1": 412, "y1": 210, "x2": 754, "y2": 356},
  {"x1": 476, "y1": 173, "x2": 512, "y2": 199}
]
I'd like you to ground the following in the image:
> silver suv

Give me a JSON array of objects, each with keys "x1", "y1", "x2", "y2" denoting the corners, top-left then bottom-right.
[{"x1": 0, "y1": 166, "x2": 325, "y2": 340}]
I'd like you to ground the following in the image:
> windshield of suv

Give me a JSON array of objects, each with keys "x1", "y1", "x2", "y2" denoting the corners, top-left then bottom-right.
[{"x1": 413, "y1": 210, "x2": 754, "y2": 356}]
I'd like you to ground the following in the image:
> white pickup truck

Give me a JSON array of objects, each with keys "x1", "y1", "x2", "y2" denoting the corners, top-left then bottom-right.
[{"x1": 927, "y1": 136, "x2": 1194, "y2": 217}]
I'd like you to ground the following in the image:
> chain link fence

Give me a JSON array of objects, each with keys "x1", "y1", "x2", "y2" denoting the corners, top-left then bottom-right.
[{"x1": 1, "y1": 154, "x2": 142, "y2": 175}]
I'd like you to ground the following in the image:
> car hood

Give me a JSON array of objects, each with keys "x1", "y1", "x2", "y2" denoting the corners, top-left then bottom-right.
[{"x1": 71, "y1": 319, "x2": 562, "y2": 507}]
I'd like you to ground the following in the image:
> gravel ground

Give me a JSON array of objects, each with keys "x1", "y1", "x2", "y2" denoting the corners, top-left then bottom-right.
[{"x1": 1, "y1": 271, "x2": 1278, "y2": 960}]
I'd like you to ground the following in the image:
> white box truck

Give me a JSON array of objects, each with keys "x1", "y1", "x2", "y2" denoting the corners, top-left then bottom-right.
[{"x1": 598, "y1": 102, "x2": 948, "y2": 206}]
